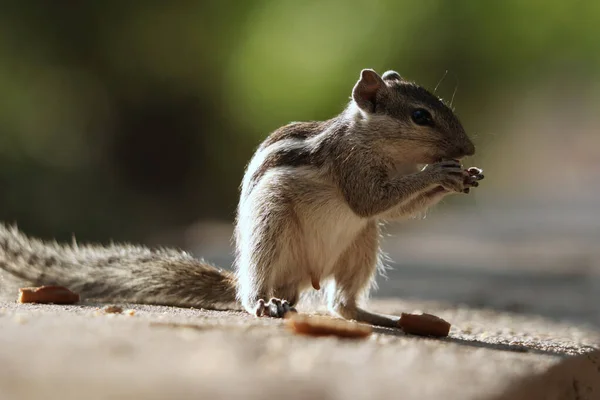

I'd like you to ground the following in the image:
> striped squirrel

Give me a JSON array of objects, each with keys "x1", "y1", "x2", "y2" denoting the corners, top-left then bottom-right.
[{"x1": 0, "y1": 69, "x2": 483, "y2": 328}]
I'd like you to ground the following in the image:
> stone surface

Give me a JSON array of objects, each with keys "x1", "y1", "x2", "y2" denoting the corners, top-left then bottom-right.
[{"x1": 0, "y1": 298, "x2": 597, "y2": 400}]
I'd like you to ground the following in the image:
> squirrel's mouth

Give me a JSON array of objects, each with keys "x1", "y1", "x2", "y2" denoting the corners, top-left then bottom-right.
[
  {"x1": 433, "y1": 157, "x2": 457, "y2": 163},
  {"x1": 435, "y1": 155, "x2": 468, "y2": 163}
]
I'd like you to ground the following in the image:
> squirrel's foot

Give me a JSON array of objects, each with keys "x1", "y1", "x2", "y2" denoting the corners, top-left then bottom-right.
[
  {"x1": 463, "y1": 167, "x2": 484, "y2": 193},
  {"x1": 254, "y1": 298, "x2": 297, "y2": 318}
]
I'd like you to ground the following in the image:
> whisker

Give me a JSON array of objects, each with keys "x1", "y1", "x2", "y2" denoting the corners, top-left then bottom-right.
[
  {"x1": 434, "y1": 70, "x2": 449, "y2": 94},
  {"x1": 450, "y1": 72, "x2": 459, "y2": 109}
]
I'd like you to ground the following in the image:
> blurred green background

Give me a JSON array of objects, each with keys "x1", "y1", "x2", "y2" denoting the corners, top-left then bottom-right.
[{"x1": 1, "y1": 0, "x2": 599, "y2": 245}]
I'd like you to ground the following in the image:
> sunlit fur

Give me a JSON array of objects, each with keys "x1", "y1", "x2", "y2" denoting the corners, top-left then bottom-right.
[{"x1": 233, "y1": 69, "x2": 476, "y2": 326}]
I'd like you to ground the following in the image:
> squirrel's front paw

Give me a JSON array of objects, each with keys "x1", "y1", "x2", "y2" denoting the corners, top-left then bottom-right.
[
  {"x1": 462, "y1": 167, "x2": 484, "y2": 194},
  {"x1": 426, "y1": 160, "x2": 467, "y2": 193}
]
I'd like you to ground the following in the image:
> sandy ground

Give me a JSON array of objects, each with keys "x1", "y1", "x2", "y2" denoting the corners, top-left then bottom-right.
[{"x1": 0, "y1": 297, "x2": 598, "y2": 400}]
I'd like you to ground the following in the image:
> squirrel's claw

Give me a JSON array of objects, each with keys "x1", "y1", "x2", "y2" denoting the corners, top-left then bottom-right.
[
  {"x1": 466, "y1": 167, "x2": 484, "y2": 180},
  {"x1": 255, "y1": 298, "x2": 297, "y2": 318},
  {"x1": 463, "y1": 167, "x2": 484, "y2": 193}
]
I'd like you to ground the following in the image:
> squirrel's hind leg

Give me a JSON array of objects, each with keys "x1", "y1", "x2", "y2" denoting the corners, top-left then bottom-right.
[{"x1": 327, "y1": 221, "x2": 399, "y2": 328}]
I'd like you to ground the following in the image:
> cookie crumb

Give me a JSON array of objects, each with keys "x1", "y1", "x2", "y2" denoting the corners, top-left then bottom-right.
[
  {"x1": 286, "y1": 314, "x2": 372, "y2": 339},
  {"x1": 398, "y1": 313, "x2": 451, "y2": 337},
  {"x1": 18, "y1": 286, "x2": 80, "y2": 305}
]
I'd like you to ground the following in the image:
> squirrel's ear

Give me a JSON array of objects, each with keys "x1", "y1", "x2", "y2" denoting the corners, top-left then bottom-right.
[
  {"x1": 382, "y1": 70, "x2": 402, "y2": 82},
  {"x1": 352, "y1": 69, "x2": 385, "y2": 112}
]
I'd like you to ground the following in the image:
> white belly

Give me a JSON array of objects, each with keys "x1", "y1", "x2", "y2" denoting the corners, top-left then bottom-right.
[{"x1": 293, "y1": 170, "x2": 367, "y2": 282}]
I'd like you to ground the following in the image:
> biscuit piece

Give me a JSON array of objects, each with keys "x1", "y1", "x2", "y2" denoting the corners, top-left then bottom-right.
[
  {"x1": 286, "y1": 314, "x2": 372, "y2": 339},
  {"x1": 398, "y1": 313, "x2": 451, "y2": 337},
  {"x1": 18, "y1": 286, "x2": 80, "y2": 304}
]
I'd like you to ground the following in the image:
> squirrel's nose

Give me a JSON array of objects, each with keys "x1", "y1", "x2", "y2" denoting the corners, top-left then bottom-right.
[{"x1": 463, "y1": 142, "x2": 475, "y2": 156}]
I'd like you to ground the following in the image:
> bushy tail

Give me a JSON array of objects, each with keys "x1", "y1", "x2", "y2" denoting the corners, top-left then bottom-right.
[{"x1": 0, "y1": 224, "x2": 240, "y2": 310}]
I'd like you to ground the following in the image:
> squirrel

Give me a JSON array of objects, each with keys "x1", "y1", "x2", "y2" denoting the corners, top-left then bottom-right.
[{"x1": 0, "y1": 68, "x2": 483, "y2": 328}]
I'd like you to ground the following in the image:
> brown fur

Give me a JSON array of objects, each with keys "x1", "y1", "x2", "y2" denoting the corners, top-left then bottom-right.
[
  {"x1": 259, "y1": 121, "x2": 325, "y2": 149},
  {"x1": 0, "y1": 224, "x2": 239, "y2": 310}
]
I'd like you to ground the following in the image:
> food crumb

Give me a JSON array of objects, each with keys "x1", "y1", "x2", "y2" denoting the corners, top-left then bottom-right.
[
  {"x1": 102, "y1": 305, "x2": 123, "y2": 314},
  {"x1": 18, "y1": 285, "x2": 80, "y2": 304},
  {"x1": 398, "y1": 312, "x2": 451, "y2": 337},
  {"x1": 286, "y1": 314, "x2": 372, "y2": 339}
]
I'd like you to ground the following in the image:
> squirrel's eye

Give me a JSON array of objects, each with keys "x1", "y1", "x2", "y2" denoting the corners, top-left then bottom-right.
[{"x1": 411, "y1": 109, "x2": 434, "y2": 126}]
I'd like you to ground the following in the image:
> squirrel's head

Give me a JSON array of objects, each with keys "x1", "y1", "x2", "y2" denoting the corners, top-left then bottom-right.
[{"x1": 350, "y1": 69, "x2": 475, "y2": 164}]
